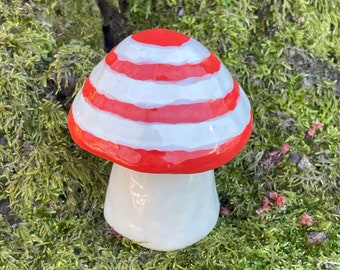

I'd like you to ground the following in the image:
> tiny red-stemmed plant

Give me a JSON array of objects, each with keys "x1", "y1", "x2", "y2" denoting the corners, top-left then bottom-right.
[
  {"x1": 262, "y1": 144, "x2": 291, "y2": 169},
  {"x1": 300, "y1": 213, "x2": 313, "y2": 227},
  {"x1": 257, "y1": 192, "x2": 287, "y2": 215},
  {"x1": 306, "y1": 121, "x2": 323, "y2": 139}
]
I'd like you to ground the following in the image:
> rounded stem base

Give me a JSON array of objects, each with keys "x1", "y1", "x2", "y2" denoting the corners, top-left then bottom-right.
[{"x1": 104, "y1": 164, "x2": 219, "y2": 251}]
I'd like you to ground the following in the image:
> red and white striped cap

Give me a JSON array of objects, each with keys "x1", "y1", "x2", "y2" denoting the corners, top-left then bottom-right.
[{"x1": 68, "y1": 28, "x2": 253, "y2": 173}]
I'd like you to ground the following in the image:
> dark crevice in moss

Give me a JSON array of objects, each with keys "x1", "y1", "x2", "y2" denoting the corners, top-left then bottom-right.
[
  {"x1": 96, "y1": 0, "x2": 129, "y2": 52},
  {"x1": 0, "y1": 198, "x2": 21, "y2": 225}
]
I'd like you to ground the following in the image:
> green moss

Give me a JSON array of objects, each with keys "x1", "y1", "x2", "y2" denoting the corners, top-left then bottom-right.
[{"x1": 1, "y1": 0, "x2": 339, "y2": 269}]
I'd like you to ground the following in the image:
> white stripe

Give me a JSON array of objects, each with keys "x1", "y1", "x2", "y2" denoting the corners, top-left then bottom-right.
[
  {"x1": 114, "y1": 36, "x2": 210, "y2": 65},
  {"x1": 72, "y1": 89, "x2": 251, "y2": 151},
  {"x1": 89, "y1": 59, "x2": 233, "y2": 108}
]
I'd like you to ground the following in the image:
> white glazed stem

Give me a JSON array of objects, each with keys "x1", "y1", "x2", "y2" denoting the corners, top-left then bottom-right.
[{"x1": 104, "y1": 164, "x2": 220, "y2": 251}]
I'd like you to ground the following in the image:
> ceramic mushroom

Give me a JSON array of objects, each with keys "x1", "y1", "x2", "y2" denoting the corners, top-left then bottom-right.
[{"x1": 68, "y1": 28, "x2": 253, "y2": 251}]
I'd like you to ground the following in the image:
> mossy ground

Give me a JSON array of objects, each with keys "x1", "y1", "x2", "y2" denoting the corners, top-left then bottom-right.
[{"x1": 0, "y1": 0, "x2": 339, "y2": 269}]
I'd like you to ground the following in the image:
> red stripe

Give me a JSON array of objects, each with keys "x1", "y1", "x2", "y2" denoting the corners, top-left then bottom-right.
[
  {"x1": 105, "y1": 51, "x2": 221, "y2": 81},
  {"x1": 131, "y1": 29, "x2": 190, "y2": 46},
  {"x1": 82, "y1": 78, "x2": 240, "y2": 123},
  {"x1": 68, "y1": 108, "x2": 253, "y2": 174}
]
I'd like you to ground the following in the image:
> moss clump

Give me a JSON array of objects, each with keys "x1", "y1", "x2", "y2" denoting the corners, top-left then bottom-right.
[{"x1": 1, "y1": 0, "x2": 339, "y2": 269}]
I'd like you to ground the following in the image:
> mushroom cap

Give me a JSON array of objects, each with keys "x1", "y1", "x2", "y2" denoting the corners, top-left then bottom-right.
[{"x1": 68, "y1": 28, "x2": 253, "y2": 174}]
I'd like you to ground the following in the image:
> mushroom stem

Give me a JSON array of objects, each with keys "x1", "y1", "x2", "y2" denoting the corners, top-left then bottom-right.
[{"x1": 104, "y1": 164, "x2": 219, "y2": 251}]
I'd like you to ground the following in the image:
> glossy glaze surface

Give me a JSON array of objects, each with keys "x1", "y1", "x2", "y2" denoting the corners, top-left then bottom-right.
[
  {"x1": 68, "y1": 28, "x2": 253, "y2": 173},
  {"x1": 104, "y1": 164, "x2": 219, "y2": 251}
]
